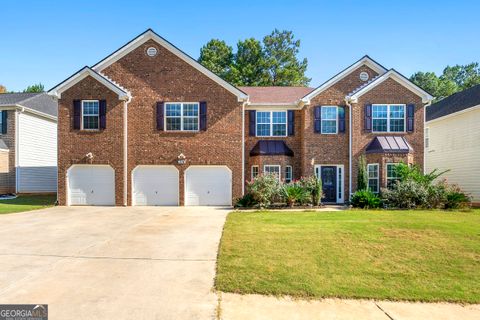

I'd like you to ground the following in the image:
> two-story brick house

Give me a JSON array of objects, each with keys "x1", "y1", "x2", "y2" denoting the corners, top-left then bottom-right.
[{"x1": 49, "y1": 29, "x2": 432, "y2": 206}]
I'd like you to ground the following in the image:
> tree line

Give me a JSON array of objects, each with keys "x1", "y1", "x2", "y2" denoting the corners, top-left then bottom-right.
[{"x1": 2, "y1": 30, "x2": 478, "y2": 101}]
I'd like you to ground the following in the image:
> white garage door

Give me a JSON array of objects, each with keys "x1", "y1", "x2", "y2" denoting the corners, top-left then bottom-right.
[
  {"x1": 185, "y1": 166, "x2": 232, "y2": 206},
  {"x1": 68, "y1": 165, "x2": 115, "y2": 206},
  {"x1": 132, "y1": 165, "x2": 179, "y2": 206}
]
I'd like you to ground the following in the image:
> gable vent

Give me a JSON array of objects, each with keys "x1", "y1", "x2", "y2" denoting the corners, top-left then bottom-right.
[{"x1": 146, "y1": 47, "x2": 158, "y2": 57}]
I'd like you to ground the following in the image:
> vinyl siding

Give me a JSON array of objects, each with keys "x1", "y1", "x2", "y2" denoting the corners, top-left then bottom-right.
[
  {"x1": 426, "y1": 107, "x2": 480, "y2": 202},
  {"x1": 17, "y1": 112, "x2": 57, "y2": 193}
]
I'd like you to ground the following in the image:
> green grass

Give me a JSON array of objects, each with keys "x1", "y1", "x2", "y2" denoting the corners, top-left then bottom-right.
[
  {"x1": 0, "y1": 195, "x2": 56, "y2": 214},
  {"x1": 216, "y1": 209, "x2": 480, "y2": 303}
]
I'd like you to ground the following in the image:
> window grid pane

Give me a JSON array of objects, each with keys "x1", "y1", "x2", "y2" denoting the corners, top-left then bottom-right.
[
  {"x1": 285, "y1": 166, "x2": 292, "y2": 183},
  {"x1": 386, "y1": 164, "x2": 400, "y2": 189},
  {"x1": 367, "y1": 164, "x2": 379, "y2": 193},
  {"x1": 256, "y1": 112, "x2": 271, "y2": 136},
  {"x1": 264, "y1": 165, "x2": 280, "y2": 180},
  {"x1": 82, "y1": 101, "x2": 99, "y2": 129},
  {"x1": 321, "y1": 106, "x2": 337, "y2": 134},
  {"x1": 165, "y1": 103, "x2": 199, "y2": 131},
  {"x1": 372, "y1": 104, "x2": 405, "y2": 132}
]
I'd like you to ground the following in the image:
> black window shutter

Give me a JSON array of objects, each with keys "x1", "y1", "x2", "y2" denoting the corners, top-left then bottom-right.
[
  {"x1": 407, "y1": 104, "x2": 415, "y2": 132},
  {"x1": 338, "y1": 106, "x2": 346, "y2": 133},
  {"x1": 314, "y1": 106, "x2": 321, "y2": 133},
  {"x1": 364, "y1": 104, "x2": 372, "y2": 132},
  {"x1": 249, "y1": 110, "x2": 256, "y2": 136},
  {"x1": 287, "y1": 110, "x2": 295, "y2": 136},
  {"x1": 73, "y1": 100, "x2": 81, "y2": 130},
  {"x1": 99, "y1": 100, "x2": 107, "y2": 130},
  {"x1": 1, "y1": 111, "x2": 7, "y2": 134},
  {"x1": 156, "y1": 102, "x2": 164, "y2": 130},
  {"x1": 200, "y1": 101, "x2": 207, "y2": 131}
]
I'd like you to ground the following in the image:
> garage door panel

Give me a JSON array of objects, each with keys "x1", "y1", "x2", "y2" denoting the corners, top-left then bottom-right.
[
  {"x1": 185, "y1": 166, "x2": 231, "y2": 206},
  {"x1": 132, "y1": 166, "x2": 179, "y2": 206},
  {"x1": 68, "y1": 165, "x2": 115, "y2": 206}
]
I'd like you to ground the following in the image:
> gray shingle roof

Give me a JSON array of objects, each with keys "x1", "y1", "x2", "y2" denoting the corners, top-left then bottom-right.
[
  {"x1": 0, "y1": 92, "x2": 57, "y2": 117},
  {"x1": 426, "y1": 84, "x2": 480, "y2": 121}
]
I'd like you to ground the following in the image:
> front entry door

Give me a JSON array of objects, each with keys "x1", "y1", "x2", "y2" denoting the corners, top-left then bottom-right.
[{"x1": 321, "y1": 166, "x2": 337, "y2": 203}]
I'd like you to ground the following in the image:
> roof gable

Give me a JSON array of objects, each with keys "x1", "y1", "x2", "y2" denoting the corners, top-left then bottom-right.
[
  {"x1": 347, "y1": 69, "x2": 434, "y2": 103},
  {"x1": 92, "y1": 29, "x2": 247, "y2": 101},
  {"x1": 48, "y1": 66, "x2": 130, "y2": 100},
  {"x1": 426, "y1": 84, "x2": 480, "y2": 122},
  {"x1": 302, "y1": 55, "x2": 388, "y2": 102}
]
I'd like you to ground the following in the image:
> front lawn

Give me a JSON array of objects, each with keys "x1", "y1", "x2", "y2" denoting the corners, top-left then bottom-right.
[
  {"x1": 216, "y1": 210, "x2": 480, "y2": 303},
  {"x1": 0, "y1": 195, "x2": 56, "y2": 214}
]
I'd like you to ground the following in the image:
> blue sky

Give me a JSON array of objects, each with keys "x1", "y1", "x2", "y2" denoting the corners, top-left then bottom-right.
[{"x1": 1, "y1": 0, "x2": 479, "y2": 91}]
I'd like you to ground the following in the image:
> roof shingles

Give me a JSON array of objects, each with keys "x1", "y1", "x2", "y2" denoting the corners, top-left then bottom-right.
[{"x1": 240, "y1": 86, "x2": 313, "y2": 105}]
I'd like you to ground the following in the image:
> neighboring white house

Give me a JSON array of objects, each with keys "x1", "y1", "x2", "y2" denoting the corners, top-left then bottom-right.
[
  {"x1": 426, "y1": 84, "x2": 480, "y2": 204},
  {"x1": 0, "y1": 92, "x2": 57, "y2": 194}
]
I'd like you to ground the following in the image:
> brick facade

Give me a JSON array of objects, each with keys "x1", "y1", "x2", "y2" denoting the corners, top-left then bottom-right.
[
  {"x1": 57, "y1": 39, "x2": 243, "y2": 205},
  {"x1": 56, "y1": 32, "x2": 428, "y2": 205}
]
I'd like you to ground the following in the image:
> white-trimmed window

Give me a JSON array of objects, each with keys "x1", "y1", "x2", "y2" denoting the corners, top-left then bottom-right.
[
  {"x1": 367, "y1": 164, "x2": 379, "y2": 193},
  {"x1": 285, "y1": 166, "x2": 292, "y2": 183},
  {"x1": 82, "y1": 100, "x2": 99, "y2": 130},
  {"x1": 386, "y1": 163, "x2": 400, "y2": 189},
  {"x1": 251, "y1": 165, "x2": 259, "y2": 180},
  {"x1": 256, "y1": 111, "x2": 287, "y2": 137},
  {"x1": 425, "y1": 127, "x2": 429, "y2": 148},
  {"x1": 321, "y1": 106, "x2": 338, "y2": 134},
  {"x1": 264, "y1": 165, "x2": 281, "y2": 180},
  {"x1": 372, "y1": 104, "x2": 405, "y2": 132},
  {"x1": 165, "y1": 102, "x2": 199, "y2": 131}
]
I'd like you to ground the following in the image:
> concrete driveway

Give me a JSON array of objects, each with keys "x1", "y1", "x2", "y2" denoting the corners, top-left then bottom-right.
[{"x1": 0, "y1": 206, "x2": 229, "y2": 319}]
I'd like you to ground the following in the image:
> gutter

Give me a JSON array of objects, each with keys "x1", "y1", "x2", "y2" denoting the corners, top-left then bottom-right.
[
  {"x1": 123, "y1": 95, "x2": 132, "y2": 206},
  {"x1": 0, "y1": 105, "x2": 57, "y2": 121}
]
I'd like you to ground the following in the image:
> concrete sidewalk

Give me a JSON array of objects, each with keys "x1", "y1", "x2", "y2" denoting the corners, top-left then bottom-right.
[{"x1": 219, "y1": 293, "x2": 480, "y2": 320}]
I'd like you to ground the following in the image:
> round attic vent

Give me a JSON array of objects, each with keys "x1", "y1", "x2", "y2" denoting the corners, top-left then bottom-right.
[
  {"x1": 146, "y1": 47, "x2": 158, "y2": 57},
  {"x1": 359, "y1": 71, "x2": 369, "y2": 81}
]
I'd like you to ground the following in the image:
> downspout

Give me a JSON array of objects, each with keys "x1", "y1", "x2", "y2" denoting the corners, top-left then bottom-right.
[
  {"x1": 241, "y1": 100, "x2": 247, "y2": 196},
  {"x1": 423, "y1": 100, "x2": 432, "y2": 174},
  {"x1": 345, "y1": 97, "x2": 353, "y2": 201},
  {"x1": 123, "y1": 95, "x2": 132, "y2": 206}
]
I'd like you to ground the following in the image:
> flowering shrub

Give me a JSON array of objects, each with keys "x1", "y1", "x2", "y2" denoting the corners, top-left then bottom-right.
[{"x1": 245, "y1": 174, "x2": 281, "y2": 207}]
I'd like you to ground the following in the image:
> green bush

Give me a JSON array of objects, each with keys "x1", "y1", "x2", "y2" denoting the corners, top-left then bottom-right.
[
  {"x1": 357, "y1": 155, "x2": 368, "y2": 190},
  {"x1": 281, "y1": 183, "x2": 309, "y2": 207},
  {"x1": 381, "y1": 165, "x2": 471, "y2": 210},
  {"x1": 382, "y1": 179, "x2": 429, "y2": 209},
  {"x1": 444, "y1": 183, "x2": 471, "y2": 209},
  {"x1": 246, "y1": 174, "x2": 281, "y2": 207},
  {"x1": 297, "y1": 176, "x2": 323, "y2": 206},
  {"x1": 350, "y1": 189, "x2": 382, "y2": 209},
  {"x1": 234, "y1": 192, "x2": 257, "y2": 208}
]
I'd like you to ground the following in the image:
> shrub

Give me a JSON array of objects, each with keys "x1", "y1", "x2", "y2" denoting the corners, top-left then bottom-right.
[
  {"x1": 395, "y1": 163, "x2": 448, "y2": 186},
  {"x1": 297, "y1": 176, "x2": 323, "y2": 206},
  {"x1": 246, "y1": 174, "x2": 281, "y2": 207},
  {"x1": 234, "y1": 192, "x2": 257, "y2": 208},
  {"x1": 382, "y1": 179, "x2": 429, "y2": 209},
  {"x1": 357, "y1": 155, "x2": 368, "y2": 190},
  {"x1": 350, "y1": 189, "x2": 382, "y2": 209},
  {"x1": 444, "y1": 184, "x2": 471, "y2": 209},
  {"x1": 281, "y1": 183, "x2": 309, "y2": 207}
]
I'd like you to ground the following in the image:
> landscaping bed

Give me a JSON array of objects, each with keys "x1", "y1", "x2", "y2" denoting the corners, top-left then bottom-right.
[{"x1": 216, "y1": 209, "x2": 480, "y2": 303}]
